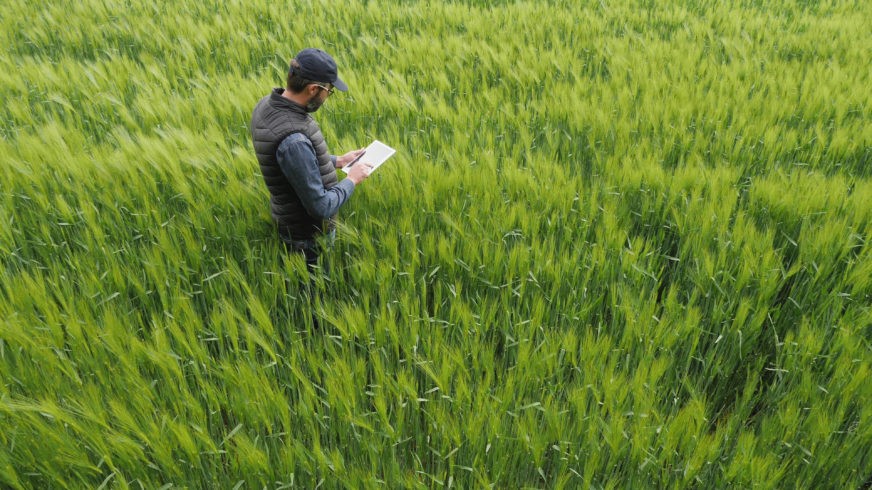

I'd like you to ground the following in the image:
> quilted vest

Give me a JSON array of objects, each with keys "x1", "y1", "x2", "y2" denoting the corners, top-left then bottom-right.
[{"x1": 250, "y1": 88, "x2": 338, "y2": 240}]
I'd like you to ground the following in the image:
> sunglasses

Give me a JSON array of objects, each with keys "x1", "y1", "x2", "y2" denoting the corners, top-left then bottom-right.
[{"x1": 313, "y1": 83, "x2": 335, "y2": 96}]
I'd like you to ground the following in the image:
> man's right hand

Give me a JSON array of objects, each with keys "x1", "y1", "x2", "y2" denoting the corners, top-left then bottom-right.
[{"x1": 346, "y1": 163, "x2": 373, "y2": 185}]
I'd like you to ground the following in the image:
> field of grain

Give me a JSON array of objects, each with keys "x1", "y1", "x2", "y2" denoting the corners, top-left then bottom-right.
[{"x1": 1, "y1": 0, "x2": 870, "y2": 487}]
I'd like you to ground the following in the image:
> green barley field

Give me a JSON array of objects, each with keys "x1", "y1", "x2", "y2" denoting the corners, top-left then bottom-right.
[{"x1": 1, "y1": 0, "x2": 871, "y2": 487}]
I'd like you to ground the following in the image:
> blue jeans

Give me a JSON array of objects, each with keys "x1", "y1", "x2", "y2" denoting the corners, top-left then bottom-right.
[
  {"x1": 281, "y1": 229, "x2": 336, "y2": 332},
  {"x1": 282, "y1": 228, "x2": 336, "y2": 274}
]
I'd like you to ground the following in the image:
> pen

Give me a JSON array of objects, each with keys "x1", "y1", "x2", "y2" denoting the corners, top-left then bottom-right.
[{"x1": 345, "y1": 151, "x2": 365, "y2": 169}]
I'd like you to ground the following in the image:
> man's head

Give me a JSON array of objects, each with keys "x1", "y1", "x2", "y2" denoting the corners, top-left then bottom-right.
[{"x1": 286, "y1": 48, "x2": 348, "y2": 112}]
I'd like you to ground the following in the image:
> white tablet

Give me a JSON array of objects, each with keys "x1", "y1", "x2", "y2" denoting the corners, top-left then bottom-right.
[{"x1": 342, "y1": 140, "x2": 396, "y2": 174}]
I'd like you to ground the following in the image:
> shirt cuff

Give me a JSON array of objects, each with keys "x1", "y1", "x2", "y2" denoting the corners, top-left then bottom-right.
[
  {"x1": 338, "y1": 177, "x2": 356, "y2": 193},
  {"x1": 331, "y1": 155, "x2": 338, "y2": 167}
]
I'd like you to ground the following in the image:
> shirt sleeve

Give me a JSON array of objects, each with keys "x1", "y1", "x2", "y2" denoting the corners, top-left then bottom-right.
[{"x1": 276, "y1": 133, "x2": 356, "y2": 221}]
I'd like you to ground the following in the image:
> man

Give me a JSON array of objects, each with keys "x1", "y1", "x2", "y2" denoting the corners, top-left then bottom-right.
[{"x1": 250, "y1": 48, "x2": 372, "y2": 271}]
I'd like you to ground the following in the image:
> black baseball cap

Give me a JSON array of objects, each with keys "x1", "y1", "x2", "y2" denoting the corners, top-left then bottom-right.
[{"x1": 291, "y1": 48, "x2": 348, "y2": 92}]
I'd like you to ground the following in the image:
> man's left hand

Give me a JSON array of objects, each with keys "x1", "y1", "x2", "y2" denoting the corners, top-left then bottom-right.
[{"x1": 335, "y1": 149, "x2": 365, "y2": 168}]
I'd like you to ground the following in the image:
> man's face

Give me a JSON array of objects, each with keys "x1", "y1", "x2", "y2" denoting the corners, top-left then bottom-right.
[{"x1": 305, "y1": 83, "x2": 333, "y2": 113}]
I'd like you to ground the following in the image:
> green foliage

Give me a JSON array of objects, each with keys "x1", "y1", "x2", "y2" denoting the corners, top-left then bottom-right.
[{"x1": 1, "y1": 0, "x2": 870, "y2": 487}]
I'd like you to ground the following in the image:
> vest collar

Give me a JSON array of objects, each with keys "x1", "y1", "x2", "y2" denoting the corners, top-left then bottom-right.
[{"x1": 269, "y1": 87, "x2": 309, "y2": 116}]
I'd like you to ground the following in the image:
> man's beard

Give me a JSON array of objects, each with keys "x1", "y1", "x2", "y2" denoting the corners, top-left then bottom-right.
[{"x1": 305, "y1": 94, "x2": 324, "y2": 113}]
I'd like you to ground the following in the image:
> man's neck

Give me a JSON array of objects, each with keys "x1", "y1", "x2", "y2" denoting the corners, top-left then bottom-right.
[{"x1": 282, "y1": 89, "x2": 308, "y2": 106}]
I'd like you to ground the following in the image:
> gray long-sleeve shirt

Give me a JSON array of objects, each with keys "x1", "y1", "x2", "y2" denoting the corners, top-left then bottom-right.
[{"x1": 276, "y1": 133, "x2": 355, "y2": 221}]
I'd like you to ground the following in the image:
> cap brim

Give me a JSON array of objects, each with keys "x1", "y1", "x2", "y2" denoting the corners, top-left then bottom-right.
[{"x1": 333, "y1": 77, "x2": 348, "y2": 92}]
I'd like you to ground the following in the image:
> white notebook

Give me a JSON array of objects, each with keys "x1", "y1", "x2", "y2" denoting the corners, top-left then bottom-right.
[{"x1": 342, "y1": 140, "x2": 396, "y2": 174}]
